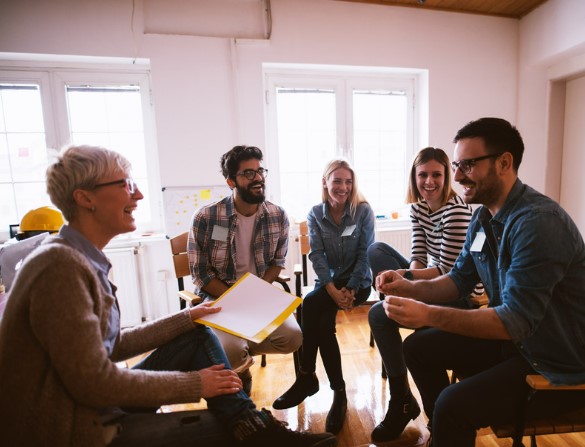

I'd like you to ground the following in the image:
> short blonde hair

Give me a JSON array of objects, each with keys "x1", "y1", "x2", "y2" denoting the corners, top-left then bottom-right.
[
  {"x1": 321, "y1": 158, "x2": 367, "y2": 218},
  {"x1": 46, "y1": 145, "x2": 131, "y2": 221},
  {"x1": 406, "y1": 147, "x2": 456, "y2": 206}
]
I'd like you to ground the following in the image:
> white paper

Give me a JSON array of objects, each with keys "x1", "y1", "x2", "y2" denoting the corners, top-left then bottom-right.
[{"x1": 196, "y1": 273, "x2": 300, "y2": 342}]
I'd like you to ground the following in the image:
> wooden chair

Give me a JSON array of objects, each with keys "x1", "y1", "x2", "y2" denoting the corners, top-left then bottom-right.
[
  {"x1": 490, "y1": 375, "x2": 585, "y2": 447},
  {"x1": 170, "y1": 231, "x2": 294, "y2": 369},
  {"x1": 170, "y1": 232, "x2": 203, "y2": 309}
]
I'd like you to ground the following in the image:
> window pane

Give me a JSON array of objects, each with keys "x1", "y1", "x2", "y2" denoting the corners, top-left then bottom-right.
[
  {"x1": 0, "y1": 184, "x2": 18, "y2": 232},
  {"x1": 276, "y1": 88, "x2": 336, "y2": 221},
  {"x1": 0, "y1": 83, "x2": 51, "y2": 236},
  {"x1": 13, "y1": 182, "x2": 52, "y2": 222},
  {"x1": 67, "y1": 85, "x2": 147, "y2": 177},
  {"x1": 7, "y1": 133, "x2": 50, "y2": 182},
  {"x1": 0, "y1": 84, "x2": 45, "y2": 132},
  {"x1": 352, "y1": 89, "x2": 408, "y2": 216}
]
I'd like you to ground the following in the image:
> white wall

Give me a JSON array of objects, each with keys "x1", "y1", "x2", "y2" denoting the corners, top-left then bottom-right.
[
  {"x1": 517, "y1": 0, "x2": 585, "y2": 196},
  {"x1": 0, "y1": 0, "x2": 519, "y2": 201}
]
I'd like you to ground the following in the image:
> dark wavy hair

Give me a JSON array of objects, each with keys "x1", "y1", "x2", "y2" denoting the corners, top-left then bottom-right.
[
  {"x1": 220, "y1": 145, "x2": 263, "y2": 180},
  {"x1": 454, "y1": 117, "x2": 524, "y2": 172}
]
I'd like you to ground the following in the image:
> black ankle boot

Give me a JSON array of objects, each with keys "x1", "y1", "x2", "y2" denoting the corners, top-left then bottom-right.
[
  {"x1": 234, "y1": 408, "x2": 337, "y2": 447},
  {"x1": 272, "y1": 372, "x2": 319, "y2": 410},
  {"x1": 371, "y1": 391, "x2": 421, "y2": 442},
  {"x1": 325, "y1": 388, "x2": 347, "y2": 434}
]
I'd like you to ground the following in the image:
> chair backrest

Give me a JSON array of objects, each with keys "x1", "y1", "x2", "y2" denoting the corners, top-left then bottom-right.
[
  {"x1": 170, "y1": 232, "x2": 190, "y2": 280},
  {"x1": 170, "y1": 232, "x2": 191, "y2": 309},
  {"x1": 293, "y1": 220, "x2": 311, "y2": 297}
]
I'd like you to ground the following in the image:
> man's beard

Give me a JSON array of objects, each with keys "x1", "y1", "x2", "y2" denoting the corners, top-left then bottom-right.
[
  {"x1": 459, "y1": 166, "x2": 502, "y2": 207},
  {"x1": 236, "y1": 181, "x2": 265, "y2": 204}
]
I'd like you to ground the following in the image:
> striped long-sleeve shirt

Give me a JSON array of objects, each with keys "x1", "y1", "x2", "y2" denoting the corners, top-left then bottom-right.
[{"x1": 410, "y1": 195, "x2": 473, "y2": 276}]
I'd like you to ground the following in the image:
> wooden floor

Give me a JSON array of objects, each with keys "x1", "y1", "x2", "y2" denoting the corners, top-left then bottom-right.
[{"x1": 167, "y1": 306, "x2": 585, "y2": 447}]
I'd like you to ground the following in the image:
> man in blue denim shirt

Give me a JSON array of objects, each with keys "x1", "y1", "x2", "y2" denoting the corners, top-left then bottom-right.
[{"x1": 375, "y1": 118, "x2": 585, "y2": 447}]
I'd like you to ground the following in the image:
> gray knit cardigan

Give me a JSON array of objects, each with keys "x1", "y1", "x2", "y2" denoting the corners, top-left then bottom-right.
[{"x1": 0, "y1": 237, "x2": 203, "y2": 446}]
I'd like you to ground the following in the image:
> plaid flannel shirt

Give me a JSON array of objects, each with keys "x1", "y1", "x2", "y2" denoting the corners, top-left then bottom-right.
[{"x1": 188, "y1": 195, "x2": 289, "y2": 297}]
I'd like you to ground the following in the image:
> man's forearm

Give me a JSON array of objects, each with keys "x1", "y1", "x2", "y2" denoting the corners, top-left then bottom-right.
[
  {"x1": 262, "y1": 265, "x2": 283, "y2": 284},
  {"x1": 202, "y1": 278, "x2": 230, "y2": 298},
  {"x1": 428, "y1": 306, "x2": 512, "y2": 339}
]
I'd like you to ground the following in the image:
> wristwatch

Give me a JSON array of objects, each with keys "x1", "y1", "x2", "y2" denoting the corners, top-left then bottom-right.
[{"x1": 403, "y1": 270, "x2": 414, "y2": 280}]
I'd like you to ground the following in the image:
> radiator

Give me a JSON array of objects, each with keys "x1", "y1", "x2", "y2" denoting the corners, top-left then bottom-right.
[
  {"x1": 104, "y1": 246, "x2": 145, "y2": 327},
  {"x1": 375, "y1": 228, "x2": 411, "y2": 258}
]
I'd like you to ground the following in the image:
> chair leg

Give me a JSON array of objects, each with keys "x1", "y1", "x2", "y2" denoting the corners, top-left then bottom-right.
[
  {"x1": 530, "y1": 435, "x2": 537, "y2": 447},
  {"x1": 261, "y1": 354, "x2": 267, "y2": 367}
]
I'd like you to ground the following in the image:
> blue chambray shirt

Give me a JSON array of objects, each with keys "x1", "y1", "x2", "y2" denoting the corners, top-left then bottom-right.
[
  {"x1": 308, "y1": 201, "x2": 375, "y2": 291},
  {"x1": 448, "y1": 179, "x2": 585, "y2": 385},
  {"x1": 58, "y1": 225, "x2": 120, "y2": 357}
]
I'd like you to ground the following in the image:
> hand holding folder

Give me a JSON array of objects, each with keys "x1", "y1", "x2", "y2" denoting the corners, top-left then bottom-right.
[{"x1": 195, "y1": 272, "x2": 301, "y2": 343}]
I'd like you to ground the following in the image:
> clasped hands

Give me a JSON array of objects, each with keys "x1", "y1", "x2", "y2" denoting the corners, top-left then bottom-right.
[
  {"x1": 327, "y1": 283, "x2": 355, "y2": 310},
  {"x1": 375, "y1": 270, "x2": 429, "y2": 329}
]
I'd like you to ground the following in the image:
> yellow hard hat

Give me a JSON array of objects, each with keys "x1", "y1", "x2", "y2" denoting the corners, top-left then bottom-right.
[{"x1": 19, "y1": 206, "x2": 65, "y2": 235}]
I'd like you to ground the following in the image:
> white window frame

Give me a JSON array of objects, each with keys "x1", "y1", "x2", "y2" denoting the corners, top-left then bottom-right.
[
  {"x1": 0, "y1": 56, "x2": 161, "y2": 241},
  {"x1": 263, "y1": 63, "x2": 428, "y2": 227}
]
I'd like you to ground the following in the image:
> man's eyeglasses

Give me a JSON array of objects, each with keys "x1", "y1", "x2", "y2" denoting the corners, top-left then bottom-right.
[
  {"x1": 450, "y1": 153, "x2": 501, "y2": 175},
  {"x1": 94, "y1": 178, "x2": 137, "y2": 194},
  {"x1": 236, "y1": 168, "x2": 268, "y2": 181}
]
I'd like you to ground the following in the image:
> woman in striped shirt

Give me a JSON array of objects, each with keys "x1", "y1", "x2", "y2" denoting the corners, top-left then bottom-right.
[{"x1": 366, "y1": 147, "x2": 479, "y2": 443}]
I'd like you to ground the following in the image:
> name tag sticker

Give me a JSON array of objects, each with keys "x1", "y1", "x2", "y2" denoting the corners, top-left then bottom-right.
[
  {"x1": 342, "y1": 225, "x2": 356, "y2": 237},
  {"x1": 211, "y1": 225, "x2": 229, "y2": 242},
  {"x1": 470, "y1": 231, "x2": 486, "y2": 252}
]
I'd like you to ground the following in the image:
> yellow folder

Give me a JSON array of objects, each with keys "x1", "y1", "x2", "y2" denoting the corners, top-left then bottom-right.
[{"x1": 195, "y1": 272, "x2": 301, "y2": 343}]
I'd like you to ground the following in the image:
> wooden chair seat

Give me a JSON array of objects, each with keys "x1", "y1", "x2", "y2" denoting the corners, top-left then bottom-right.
[
  {"x1": 490, "y1": 375, "x2": 585, "y2": 447},
  {"x1": 492, "y1": 406, "x2": 585, "y2": 437}
]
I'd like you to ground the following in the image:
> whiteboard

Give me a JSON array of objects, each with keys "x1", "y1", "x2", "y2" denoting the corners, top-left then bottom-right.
[{"x1": 162, "y1": 185, "x2": 231, "y2": 238}]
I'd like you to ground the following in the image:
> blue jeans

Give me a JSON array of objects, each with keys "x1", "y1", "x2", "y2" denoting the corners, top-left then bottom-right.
[
  {"x1": 403, "y1": 328, "x2": 585, "y2": 447},
  {"x1": 301, "y1": 280, "x2": 370, "y2": 390},
  {"x1": 110, "y1": 325, "x2": 256, "y2": 446}
]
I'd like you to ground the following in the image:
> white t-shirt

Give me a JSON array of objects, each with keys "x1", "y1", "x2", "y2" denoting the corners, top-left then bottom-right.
[{"x1": 235, "y1": 210, "x2": 258, "y2": 279}]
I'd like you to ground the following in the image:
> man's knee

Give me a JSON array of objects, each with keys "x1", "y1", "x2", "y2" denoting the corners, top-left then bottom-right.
[
  {"x1": 403, "y1": 329, "x2": 431, "y2": 367},
  {"x1": 273, "y1": 324, "x2": 303, "y2": 353}
]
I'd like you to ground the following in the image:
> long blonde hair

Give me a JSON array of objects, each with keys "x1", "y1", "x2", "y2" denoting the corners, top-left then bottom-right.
[{"x1": 321, "y1": 158, "x2": 367, "y2": 219}]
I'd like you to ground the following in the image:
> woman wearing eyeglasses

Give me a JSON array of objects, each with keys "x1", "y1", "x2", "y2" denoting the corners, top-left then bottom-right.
[
  {"x1": 0, "y1": 145, "x2": 337, "y2": 447},
  {"x1": 273, "y1": 159, "x2": 375, "y2": 435},
  {"x1": 367, "y1": 147, "x2": 481, "y2": 442}
]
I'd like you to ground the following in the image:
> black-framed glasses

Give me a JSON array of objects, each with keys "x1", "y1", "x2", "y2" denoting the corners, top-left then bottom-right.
[
  {"x1": 450, "y1": 153, "x2": 501, "y2": 175},
  {"x1": 236, "y1": 168, "x2": 268, "y2": 181},
  {"x1": 94, "y1": 178, "x2": 137, "y2": 194}
]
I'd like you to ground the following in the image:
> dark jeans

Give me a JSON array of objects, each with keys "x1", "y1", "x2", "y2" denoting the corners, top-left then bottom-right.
[
  {"x1": 403, "y1": 328, "x2": 585, "y2": 447},
  {"x1": 367, "y1": 241, "x2": 409, "y2": 277},
  {"x1": 301, "y1": 280, "x2": 370, "y2": 390},
  {"x1": 110, "y1": 325, "x2": 255, "y2": 446}
]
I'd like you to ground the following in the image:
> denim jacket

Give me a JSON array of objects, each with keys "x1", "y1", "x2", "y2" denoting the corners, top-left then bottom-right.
[
  {"x1": 308, "y1": 201, "x2": 375, "y2": 291},
  {"x1": 449, "y1": 179, "x2": 585, "y2": 385}
]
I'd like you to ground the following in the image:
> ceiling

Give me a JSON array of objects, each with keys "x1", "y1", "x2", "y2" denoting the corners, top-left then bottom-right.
[{"x1": 335, "y1": 0, "x2": 549, "y2": 19}]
